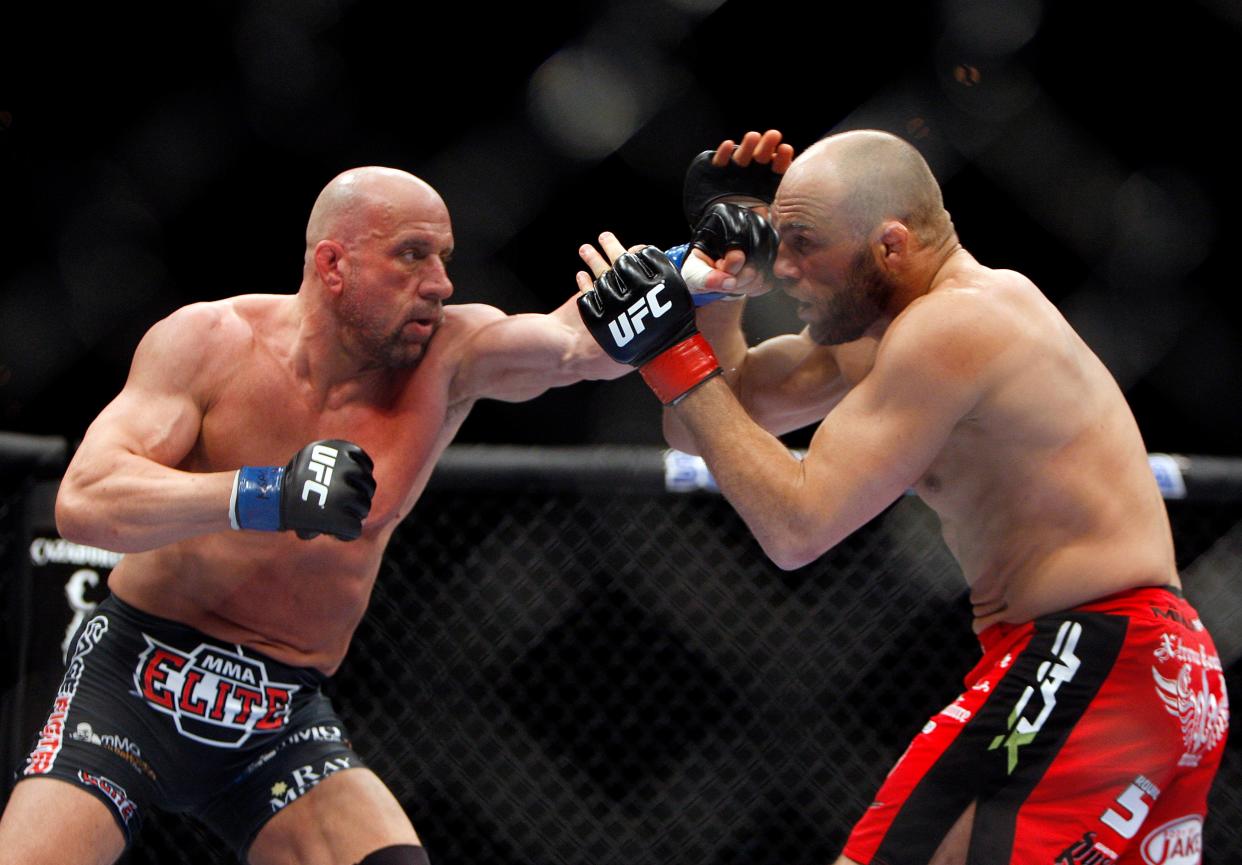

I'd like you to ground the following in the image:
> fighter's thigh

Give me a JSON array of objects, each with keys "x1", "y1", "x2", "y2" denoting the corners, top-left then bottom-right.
[
  {"x1": 0, "y1": 777, "x2": 125, "y2": 865},
  {"x1": 247, "y1": 768, "x2": 421, "y2": 865}
]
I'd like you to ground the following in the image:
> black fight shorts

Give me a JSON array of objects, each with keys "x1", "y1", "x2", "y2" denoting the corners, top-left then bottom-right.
[{"x1": 17, "y1": 594, "x2": 367, "y2": 858}]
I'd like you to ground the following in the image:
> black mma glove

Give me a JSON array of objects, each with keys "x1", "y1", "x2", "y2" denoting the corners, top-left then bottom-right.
[
  {"x1": 230, "y1": 439, "x2": 376, "y2": 541},
  {"x1": 682, "y1": 149, "x2": 782, "y2": 228},
  {"x1": 578, "y1": 247, "x2": 721, "y2": 404},
  {"x1": 690, "y1": 201, "x2": 780, "y2": 275}
]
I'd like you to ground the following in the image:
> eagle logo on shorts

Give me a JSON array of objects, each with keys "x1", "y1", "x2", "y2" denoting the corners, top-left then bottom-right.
[{"x1": 1152, "y1": 662, "x2": 1229, "y2": 767}]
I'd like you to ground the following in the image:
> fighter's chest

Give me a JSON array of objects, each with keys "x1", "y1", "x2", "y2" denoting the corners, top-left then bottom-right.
[{"x1": 193, "y1": 368, "x2": 452, "y2": 523}]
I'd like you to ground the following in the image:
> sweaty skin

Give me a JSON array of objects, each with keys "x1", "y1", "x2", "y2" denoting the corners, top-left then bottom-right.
[
  {"x1": 55, "y1": 167, "x2": 624, "y2": 674},
  {"x1": 653, "y1": 130, "x2": 1178, "y2": 632}
]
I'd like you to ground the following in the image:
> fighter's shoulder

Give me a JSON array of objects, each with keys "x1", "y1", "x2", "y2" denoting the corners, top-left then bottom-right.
[
  {"x1": 432, "y1": 303, "x2": 519, "y2": 357},
  {"x1": 134, "y1": 296, "x2": 280, "y2": 377},
  {"x1": 440, "y1": 303, "x2": 510, "y2": 332},
  {"x1": 147, "y1": 295, "x2": 265, "y2": 337},
  {"x1": 882, "y1": 273, "x2": 1026, "y2": 377}
]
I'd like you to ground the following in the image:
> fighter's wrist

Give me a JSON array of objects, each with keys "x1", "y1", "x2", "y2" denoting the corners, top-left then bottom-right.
[
  {"x1": 232, "y1": 465, "x2": 285, "y2": 532},
  {"x1": 639, "y1": 333, "x2": 722, "y2": 405},
  {"x1": 663, "y1": 243, "x2": 742, "y2": 306}
]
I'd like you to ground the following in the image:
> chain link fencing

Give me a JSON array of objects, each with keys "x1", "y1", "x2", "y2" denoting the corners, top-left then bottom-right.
[{"x1": 2, "y1": 447, "x2": 1239, "y2": 863}]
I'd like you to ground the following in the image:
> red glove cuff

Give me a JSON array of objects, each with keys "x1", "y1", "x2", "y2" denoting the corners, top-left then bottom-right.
[{"x1": 639, "y1": 333, "x2": 722, "y2": 405}]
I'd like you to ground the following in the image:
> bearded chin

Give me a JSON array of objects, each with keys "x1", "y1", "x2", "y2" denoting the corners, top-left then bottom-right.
[
  {"x1": 341, "y1": 316, "x2": 430, "y2": 369},
  {"x1": 374, "y1": 333, "x2": 429, "y2": 369},
  {"x1": 809, "y1": 254, "x2": 895, "y2": 346}
]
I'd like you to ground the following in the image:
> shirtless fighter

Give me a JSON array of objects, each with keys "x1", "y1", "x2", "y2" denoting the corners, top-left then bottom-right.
[
  {"x1": 0, "y1": 166, "x2": 638, "y2": 865},
  {"x1": 577, "y1": 130, "x2": 1229, "y2": 863}
]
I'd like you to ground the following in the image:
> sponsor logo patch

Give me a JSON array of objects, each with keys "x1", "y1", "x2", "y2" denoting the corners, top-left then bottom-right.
[
  {"x1": 1054, "y1": 830, "x2": 1116, "y2": 864},
  {"x1": 989, "y1": 620, "x2": 1082, "y2": 774},
  {"x1": 77, "y1": 770, "x2": 139, "y2": 828},
  {"x1": 1152, "y1": 655, "x2": 1229, "y2": 768},
  {"x1": 244, "y1": 724, "x2": 347, "y2": 775},
  {"x1": 132, "y1": 636, "x2": 299, "y2": 748},
  {"x1": 1141, "y1": 815, "x2": 1202, "y2": 865},
  {"x1": 70, "y1": 722, "x2": 158, "y2": 781},
  {"x1": 269, "y1": 756, "x2": 354, "y2": 813},
  {"x1": 25, "y1": 615, "x2": 109, "y2": 775}
]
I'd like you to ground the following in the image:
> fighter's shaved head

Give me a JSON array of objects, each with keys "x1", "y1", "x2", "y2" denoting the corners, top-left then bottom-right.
[
  {"x1": 305, "y1": 166, "x2": 448, "y2": 259},
  {"x1": 781, "y1": 130, "x2": 952, "y2": 245}
]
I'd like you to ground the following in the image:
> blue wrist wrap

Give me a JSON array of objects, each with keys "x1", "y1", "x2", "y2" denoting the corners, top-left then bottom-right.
[
  {"x1": 663, "y1": 243, "x2": 731, "y2": 307},
  {"x1": 664, "y1": 243, "x2": 689, "y2": 269},
  {"x1": 235, "y1": 465, "x2": 284, "y2": 532}
]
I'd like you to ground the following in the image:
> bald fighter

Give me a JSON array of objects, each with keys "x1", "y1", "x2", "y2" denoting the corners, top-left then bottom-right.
[
  {"x1": 0, "y1": 167, "x2": 631, "y2": 865},
  {"x1": 578, "y1": 130, "x2": 1228, "y2": 863}
]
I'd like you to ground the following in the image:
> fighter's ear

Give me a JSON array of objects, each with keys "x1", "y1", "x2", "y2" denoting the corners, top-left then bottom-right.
[
  {"x1": 876, "y1": 221, "x2": 909, "y2": 268},
  {"x1": 314, "y1": 240, "x2": 347, "y2": 292}
]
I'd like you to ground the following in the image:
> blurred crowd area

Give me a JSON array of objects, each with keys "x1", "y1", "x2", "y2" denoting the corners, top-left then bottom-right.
[{"x1": 1, "y1": 0, "x2": 1239, "y2": 453}]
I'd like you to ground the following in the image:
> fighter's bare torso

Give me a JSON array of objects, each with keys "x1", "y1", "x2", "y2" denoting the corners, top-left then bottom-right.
[
  {"x1": 821, "y1": 253, "x2": 1179, "y2": 629},
  {"x1": 109, "y1": 294, "x2": 494, "y2": 673}
]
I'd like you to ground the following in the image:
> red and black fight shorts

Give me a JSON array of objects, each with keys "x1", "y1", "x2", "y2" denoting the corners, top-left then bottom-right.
[
  {"x1": 844, "y1": 586, "x2": 1229, "y2": 865},
  {"x1": 18, "y1": 594, "x2": 367, "y2": 859}
]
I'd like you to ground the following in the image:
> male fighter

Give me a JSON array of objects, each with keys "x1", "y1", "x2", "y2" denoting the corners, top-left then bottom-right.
[
  {"x1": 0, "y1": 166, "x2": 642, "y2": 865},
  {"x1": 578, "y1": 130, "x2": 1229, "y2": 863}
]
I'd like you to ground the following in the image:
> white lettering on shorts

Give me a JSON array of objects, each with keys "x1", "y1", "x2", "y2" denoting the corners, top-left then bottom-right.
[
  {"x1": 76, "y1": 770, "x2": 139, "y2": 828},
  {"x1": 1101, "y1": 774, "x2": 1162, "y2": 839},
  {"x1": 988, "y1": 620, "x2": 1082, "y2": 774},
  {"x1": 1152, "y1": 660, "x2": 1229, "y2": 768},
  {"x1": 268, "y1": 756, "x2": 355, "y2": 812},
  {"x1": 24, "y1": 615, "x2": 109, "y2": 775}
]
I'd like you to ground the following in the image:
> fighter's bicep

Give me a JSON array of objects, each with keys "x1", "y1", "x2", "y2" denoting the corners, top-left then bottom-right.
[
  {"x1": 77, "y1": 310, "x2": 219, "y2": 468},
  {"x1": 451, "y1": 301, "x2": 622, "y2": 404},
  {"x1": 801, "y1": 317, "x2": 989, "y2": 501},
  {"x1": 86, "y1": 384, "x2": 204, "y2": 468}
]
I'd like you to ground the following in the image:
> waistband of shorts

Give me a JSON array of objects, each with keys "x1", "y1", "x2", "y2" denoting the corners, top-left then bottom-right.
[
  {"x1": 100, "y1": 594, "x2": 328, "y2": 687},
  {"x1": 976, "y1": 583, "x2": 1187, "y2": 655}
]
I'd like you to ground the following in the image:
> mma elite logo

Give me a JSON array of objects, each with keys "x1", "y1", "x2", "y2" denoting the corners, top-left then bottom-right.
[
  {"x1": 301, "y1": 443, "x2": 339, "y2": 508},
  {"x1": 989, "y1": 620, "x2": 1082, "y2": 774},
  {"x1": 133, "y1": 636, "x2": 299, "y2": 748},
  {"x1": 608, "y1": 284, "x2": 672, "y2": 347}
]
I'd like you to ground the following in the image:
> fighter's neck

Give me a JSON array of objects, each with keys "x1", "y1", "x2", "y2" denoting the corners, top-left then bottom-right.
[{"x1": 279, "y1": 294, "x2": 405, "y2": 408}]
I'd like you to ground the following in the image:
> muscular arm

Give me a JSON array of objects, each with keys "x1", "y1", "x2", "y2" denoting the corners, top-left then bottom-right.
[
  {"x1": 56, "y1": 305, "x2": 237, "y2": 553},
  {"x1": 450, "y1": 294, "x2": 628, "y2": 405},
  {"x1": 662, "y1": 301, "x2": 848, "y2": 453},
  {"x1": 671, "y1": 297, "x2": 996, "y2": 569}
]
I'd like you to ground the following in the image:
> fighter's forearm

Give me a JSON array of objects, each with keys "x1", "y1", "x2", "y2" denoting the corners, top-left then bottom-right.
[
  {"x1": 662, "y1": 300, "x2": 749, "y2": 453},
  {"x1": 672, "y1": 377, "x2": 837, "y2": 570},
  {"x1": 550, "y1": 296, "x2": 631, "y2": 382},
  {"x1": 56, "y1": 451, "x2": 234, "y2": 553}
]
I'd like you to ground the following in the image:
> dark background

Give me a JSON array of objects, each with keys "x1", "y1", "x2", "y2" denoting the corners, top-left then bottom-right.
[{"x1": 2, "y1": 0, "x2": 1239, "y2": 452}]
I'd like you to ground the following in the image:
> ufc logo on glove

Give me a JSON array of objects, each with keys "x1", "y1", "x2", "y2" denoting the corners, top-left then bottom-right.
[
  {"x1": 301, "y1": 444, "x2": 339, "y2": 508},
  {"x1": 608, "y1": 284, "x2": 672, "y2": 347}
]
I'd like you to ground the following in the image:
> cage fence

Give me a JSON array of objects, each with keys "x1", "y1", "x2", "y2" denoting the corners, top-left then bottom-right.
[{"x1": 1, "y1": 444, "x2": 1239, "y2": 864}]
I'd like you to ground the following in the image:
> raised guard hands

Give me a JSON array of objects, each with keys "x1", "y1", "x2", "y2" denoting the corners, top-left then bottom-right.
[{"x1": 680, "y1": 130, "x2": 794, "y2": 299}]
